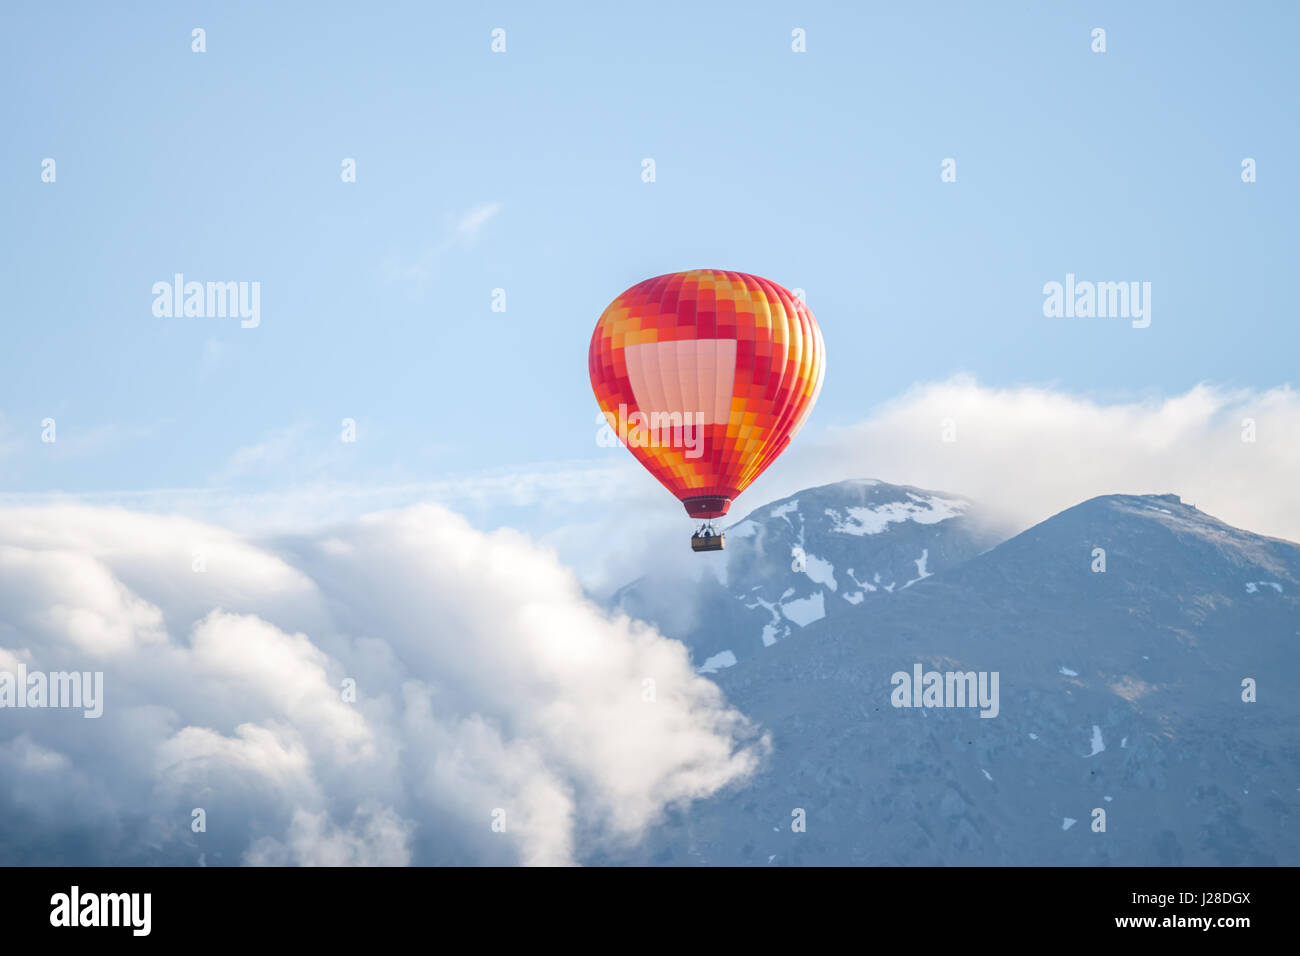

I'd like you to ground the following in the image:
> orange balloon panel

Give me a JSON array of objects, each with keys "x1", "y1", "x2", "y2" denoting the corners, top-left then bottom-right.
[{"x1": 589, "y1": 270, "x2": 825, "y2": 519}]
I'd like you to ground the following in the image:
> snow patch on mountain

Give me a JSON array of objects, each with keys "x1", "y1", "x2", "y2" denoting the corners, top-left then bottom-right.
[
  {"x1": 824, "y1": 493, "x2": 967, "y2": 536},
  {"x1": 902, "y1": 549, "x2": 932, "y2": 588},
  {"x1": 782, "y1": 592, "x2": 826, "y2": 627},
  {"x1": 844, "y1": 568, "x2": 877, "y2": 598},
  {"x1": 801, "y1": 552, "x2": 837, "y2": 591},
  {"x1": 745, "y1": 595, "x2": 788, "y2": 647},
  {"x1": 1086, "y1": 725, "x2": 1105, "y2": 757},
  {"x1": 771, "y1": 500, "x2": 800, "y2": 522},
  {"x1": 1246, "y1": 581, "x2": 1283, "y2": 594},
  {"x1": 698, "y1": 650, "x2": 738, "y2": 674}
]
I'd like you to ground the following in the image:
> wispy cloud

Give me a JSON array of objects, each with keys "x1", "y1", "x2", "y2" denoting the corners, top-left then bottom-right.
[
  {"x1": 44, "y1": 422, "x2": 157, "y2": 461},
  {"x1": 0, "y1": 461, "x2": 641, "y2": 530},
  {"x1": 452, "y1": 202, "x2": 503, "y2": 243},
  {"x1": 218, "y1": 425, "x2": 314, "y2": 483},
  {"x1": 4, "y1": 380, "x2": 1296, "y2": 590},
  {"x1": 383, "y1": 202, "x2": 503, "y2": 286}
]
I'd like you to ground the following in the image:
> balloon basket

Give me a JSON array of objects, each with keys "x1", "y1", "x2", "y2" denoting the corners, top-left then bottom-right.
[{"x1": 690, "y1": 523, "x2": 725, "y2": 552}]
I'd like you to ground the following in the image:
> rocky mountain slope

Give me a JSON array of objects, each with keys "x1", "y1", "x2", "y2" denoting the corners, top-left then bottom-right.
[
  {"x1": 603, "y1": 489, "x2": 1300, "y2": 865},
  {"x1": 609, "y1": 480, "x2": 1007, "y2": 670}
]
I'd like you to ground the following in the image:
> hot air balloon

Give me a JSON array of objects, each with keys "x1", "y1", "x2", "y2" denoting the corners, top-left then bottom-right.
[{"x1": 589, "y1": 270, "x2": 825, "y2": 552}]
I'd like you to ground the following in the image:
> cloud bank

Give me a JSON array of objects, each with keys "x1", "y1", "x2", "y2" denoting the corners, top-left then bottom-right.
[
  {"x1": 756, "y1": 378, "x2": 1300, "y2": 545},
  {"x1": 0, "y1": 504, "x2": 766, "y2": 866},
  {"x1": 1, "y1": 380, "x2": 1292, "y2": 598}
]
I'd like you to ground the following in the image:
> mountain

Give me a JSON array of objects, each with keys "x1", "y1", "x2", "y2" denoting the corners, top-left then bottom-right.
[
  {"x1": 605, "y1": 489, "x2": 1300, "y2": 865},
  {"x1": 609, "y1": 480, "x2": 1007, "y2": 671}
]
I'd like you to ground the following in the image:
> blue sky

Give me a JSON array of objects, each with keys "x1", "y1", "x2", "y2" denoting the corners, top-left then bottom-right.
[{"x1": 2, "y1": 1, "x2": 1295, "y2": 536}]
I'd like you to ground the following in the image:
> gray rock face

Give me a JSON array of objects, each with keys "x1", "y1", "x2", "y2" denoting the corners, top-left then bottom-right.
[{"x1": 603, "y1": 489, "x2": 1300, "y2": 865}]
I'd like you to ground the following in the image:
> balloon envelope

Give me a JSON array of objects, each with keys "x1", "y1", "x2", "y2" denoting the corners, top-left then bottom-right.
[{"x1": 589, "y1": 270, "x2": 825, "y2": 519}]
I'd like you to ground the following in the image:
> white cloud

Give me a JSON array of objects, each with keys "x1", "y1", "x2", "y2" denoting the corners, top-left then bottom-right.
[
  {"x1": 0, "y1": 502, "x2": 765, "y2": 866},
  {"x1": 384, "y1": 202, "x2": 503, "y2": 285},
  {"x1": 0, "y1": 461, "x2": 646, "y2": 541},
  {"x1": 453, "y1": 202, "x2": 503, "y2": 243},
  {"x1": 3, "y1": 380, "x2": 1292, "y2": 599},
  {"x1": 217, "y1": 425, "x2": 312, "y2": 483},
  {"x1": 244, "y1": 805, "x2": 414, "y2": 866},
  {"x1": 755, "y1": 377, "x2": 1300, "y2": 544}
]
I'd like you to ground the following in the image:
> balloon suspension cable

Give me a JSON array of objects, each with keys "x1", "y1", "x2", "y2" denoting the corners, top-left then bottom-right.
[{"x1": 694, "y1": 520, "x2": 718, "y2": 537}]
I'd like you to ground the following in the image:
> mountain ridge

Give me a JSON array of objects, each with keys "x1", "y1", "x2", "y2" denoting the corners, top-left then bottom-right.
[
  {"x1": 609, "y1": 478, "x2": 1009, "y2": 670},
  {"x1": 603, "y1": 481, "x2": 1300, "y2": 865}
]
